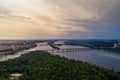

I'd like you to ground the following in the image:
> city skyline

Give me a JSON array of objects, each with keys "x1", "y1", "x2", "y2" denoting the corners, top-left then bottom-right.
[{"x1": 0, "y1": 0, "x2": 120, "y2": 39}]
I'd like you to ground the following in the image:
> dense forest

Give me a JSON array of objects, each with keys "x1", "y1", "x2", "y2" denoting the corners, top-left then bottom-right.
[{"x1": 0, "y1": 51, "x2": 120, "y2": 80}]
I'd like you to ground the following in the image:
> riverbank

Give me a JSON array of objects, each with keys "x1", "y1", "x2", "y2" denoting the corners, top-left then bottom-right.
[{"x1": 0, "y1": 54, "x2": 3, "y2": 57}]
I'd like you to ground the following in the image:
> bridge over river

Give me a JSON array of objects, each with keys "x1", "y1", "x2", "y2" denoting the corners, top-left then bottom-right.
[{"x1": 29, "y1": 47, "x2": 93, "y2": 53}]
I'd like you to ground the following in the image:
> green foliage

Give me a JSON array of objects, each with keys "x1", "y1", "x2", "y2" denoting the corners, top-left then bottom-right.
[
  {"x1": 49, "y1": 44, "x2": 59, "y2": 49},
  {"x1": 0, "y1": 51, "x2": 120, "y2": 80}
]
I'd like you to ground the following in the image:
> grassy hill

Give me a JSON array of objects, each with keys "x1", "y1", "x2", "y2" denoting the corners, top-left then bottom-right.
[{"x1": 0, "y1": 51, "x2": 120, "y2": 80}]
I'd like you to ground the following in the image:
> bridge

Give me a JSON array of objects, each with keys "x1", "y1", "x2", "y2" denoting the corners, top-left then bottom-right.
[
  {"x1": 25, "y1": 47, "x2": 92, "y2": 53},
  {"x1": 43, "y1": 48, "x2": 92, "y2": 53}
]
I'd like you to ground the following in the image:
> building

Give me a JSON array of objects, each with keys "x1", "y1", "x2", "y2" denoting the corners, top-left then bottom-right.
[{"x1": 114, "y1": 43, "x2": 120, "y2": 48}]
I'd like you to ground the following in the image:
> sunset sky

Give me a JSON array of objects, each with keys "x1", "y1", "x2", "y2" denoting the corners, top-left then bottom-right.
[{"x1": 0, "y1": 0, "x2": 120, "y2": 39}]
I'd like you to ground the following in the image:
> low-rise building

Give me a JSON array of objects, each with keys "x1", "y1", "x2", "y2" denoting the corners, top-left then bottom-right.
[{"x1": 114, "y1": 43, "x2": 120, "y2": 48}]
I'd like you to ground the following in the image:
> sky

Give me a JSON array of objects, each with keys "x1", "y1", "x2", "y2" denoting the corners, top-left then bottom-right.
[{"x1": 0, "y1": 0, "x2": 120, "y2": 39}]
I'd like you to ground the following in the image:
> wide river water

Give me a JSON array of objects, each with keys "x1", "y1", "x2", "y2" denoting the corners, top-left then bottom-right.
[{"x1": 0, "y1": 42, "x2": 120, "y2": 71}]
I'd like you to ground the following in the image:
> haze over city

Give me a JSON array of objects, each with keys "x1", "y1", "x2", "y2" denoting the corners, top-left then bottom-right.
[{"x1": 0, "y1": 0, "x2": 120, "y2": 39}]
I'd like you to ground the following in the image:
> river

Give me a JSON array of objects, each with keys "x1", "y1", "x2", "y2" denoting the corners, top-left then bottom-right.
[
  {"x1": 0, "y1": 42, "x2": 120, "y2": 71},
  {"x1": 0, "y1": 42, "x2": 53, "y2": 61}
]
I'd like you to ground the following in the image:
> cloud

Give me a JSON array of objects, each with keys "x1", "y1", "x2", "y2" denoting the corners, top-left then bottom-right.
[
  {"x1": 0, "y1": 7, "x2": 11, "y2": 15},
  {"x1": 0, "y1": 7, "x2": 38, "y2": 25},
  {"x1": 0, "y1": 0, "x2": 120, "y2": 39},
  {"x1": 54, "y1": 26, "x2": 72, "y2": 30}
]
